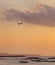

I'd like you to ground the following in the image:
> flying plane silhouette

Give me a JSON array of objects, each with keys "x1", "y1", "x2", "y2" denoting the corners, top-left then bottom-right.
[{"x1": 17, "y1": 22, "x2": 23, "y2": 25}]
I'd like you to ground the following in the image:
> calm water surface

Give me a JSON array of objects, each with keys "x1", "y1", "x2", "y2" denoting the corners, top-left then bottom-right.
[{"x1": 0, "y1": 57, "x2": 55, "y2": 65}]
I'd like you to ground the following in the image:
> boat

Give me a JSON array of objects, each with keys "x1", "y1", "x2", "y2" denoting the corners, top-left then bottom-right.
[
  {"x1": 47, "y1": 58, "x2": 55, "y2": 62},
  {"x1": 31, "y1": 58, "x2": 41, "y2": 62},
  {"x1": 19, "y1": 60, "x2": 28, "y2": 63}
]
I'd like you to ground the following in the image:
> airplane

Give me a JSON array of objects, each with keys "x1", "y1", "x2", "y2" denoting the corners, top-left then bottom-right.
[{"x1": 17, "y1": 22, "x2": 23, "y2": 25}]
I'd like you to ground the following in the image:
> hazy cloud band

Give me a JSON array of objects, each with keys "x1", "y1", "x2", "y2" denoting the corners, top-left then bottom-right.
[{"x1": 1, "y1": 4, "x2": 55, "y2": 27}]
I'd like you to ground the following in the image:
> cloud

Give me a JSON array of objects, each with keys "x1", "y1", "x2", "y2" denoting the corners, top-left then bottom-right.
[{"x1": 1, "y1": 4, "x2": 55, "y2": 27}]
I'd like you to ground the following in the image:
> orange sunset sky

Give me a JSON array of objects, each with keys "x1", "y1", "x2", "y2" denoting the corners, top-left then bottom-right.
[{"x1": 0, "y1": 0, "x2": 55, "y2": 56}]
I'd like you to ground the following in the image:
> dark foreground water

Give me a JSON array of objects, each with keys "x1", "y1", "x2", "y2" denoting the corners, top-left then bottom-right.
[{"x1": 0, "y1": 57, "x2": 55, "y2": 65}]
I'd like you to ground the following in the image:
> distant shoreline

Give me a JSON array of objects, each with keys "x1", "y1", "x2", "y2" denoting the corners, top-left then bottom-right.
[{"x1": 0, "y1": 55, "x2": 25, "y2": 57}]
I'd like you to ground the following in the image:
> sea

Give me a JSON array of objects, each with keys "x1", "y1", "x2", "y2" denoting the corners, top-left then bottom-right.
[{"x1": 0, "y1": 57, "x2": 55, "y2": 65}]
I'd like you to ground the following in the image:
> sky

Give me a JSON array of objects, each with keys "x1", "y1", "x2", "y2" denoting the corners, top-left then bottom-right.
[{"x1": 0, "y1": 0, "x2": 55, "y2": 56}]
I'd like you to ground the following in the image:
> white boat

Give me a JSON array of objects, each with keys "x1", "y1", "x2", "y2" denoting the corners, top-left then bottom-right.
[
  {"x1": 47, "y1": 58, "x2": 55, "y2": 62},
  {"x1": 19, "y1": 59, "x2": 28, "y2": 63}
]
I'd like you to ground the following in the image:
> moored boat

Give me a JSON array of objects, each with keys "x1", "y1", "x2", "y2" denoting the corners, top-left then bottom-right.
[{"x1": 19, "y1": 60, "x2": 28, "y2": 63}]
